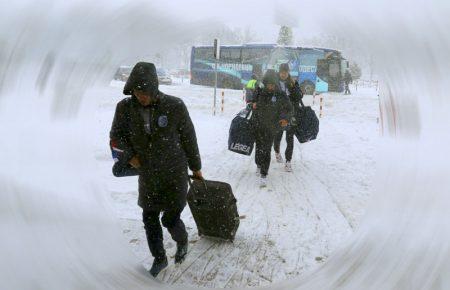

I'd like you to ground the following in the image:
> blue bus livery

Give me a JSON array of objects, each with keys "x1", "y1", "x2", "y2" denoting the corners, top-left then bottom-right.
[{"x1": 190, "y1": 44, "x2": 349, "y2": 94}]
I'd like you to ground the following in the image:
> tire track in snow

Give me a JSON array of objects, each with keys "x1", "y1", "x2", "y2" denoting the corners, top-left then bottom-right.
[{"x1": 299, "y1": 161, "x2": 356, "y2": 229}]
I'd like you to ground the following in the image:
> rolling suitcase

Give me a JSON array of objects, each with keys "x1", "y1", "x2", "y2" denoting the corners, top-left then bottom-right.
[
  {"x1": 228, "y1": 106, "x2": 255, "y2": 156},
  {"x1": 187, "y1": 177, "x2": 240, "y2": 241},
  {"x1": 293, "y1": 100, "x2": 319, "y2": 143}
]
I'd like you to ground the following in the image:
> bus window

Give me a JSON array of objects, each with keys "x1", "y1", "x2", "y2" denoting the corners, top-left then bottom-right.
[
  {"x1": 242, "y1": 48, "x2": 272, "y2": 64},
  {"x1": 194, "y1": 47, "x2": 214, "y2": 61},
  {"x1": 220, "y1": 47, "x2": 241, "y2": 63}
]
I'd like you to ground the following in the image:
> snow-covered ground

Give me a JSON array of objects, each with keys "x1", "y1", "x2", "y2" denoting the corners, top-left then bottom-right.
[{"x1": 92, "y1": 79, "x2": 380, "y2": 288}]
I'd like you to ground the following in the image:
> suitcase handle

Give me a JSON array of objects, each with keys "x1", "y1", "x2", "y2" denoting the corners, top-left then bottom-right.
[
  {"x1": 188, "y1": 175, "x2": 206, "y2": 183},
  {"x1": 188, "y1": 175, "x2": 208, "y2": 199}
]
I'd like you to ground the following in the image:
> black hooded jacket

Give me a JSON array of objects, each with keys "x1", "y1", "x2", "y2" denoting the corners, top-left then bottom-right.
[
  {"x1": 279, "y1": 76, "x2": 303, "y2": 114},
  {"x1": 110, "y1": 62, "x2": 201, "y2": 209},
  {"x1": 252, "y1": 87, "x2": 293, "y2": 133},
  {"x1": 252, "y1": 70, "x2": 293, "y2": 133},
  {"x1": 110, "y1": 94, "x2": 201, "y2": 173}
]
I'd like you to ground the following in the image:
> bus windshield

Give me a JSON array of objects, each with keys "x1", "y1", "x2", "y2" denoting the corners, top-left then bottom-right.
[
  {"x1": 266, "y1": 47, "x2": 298, "y2": 71},
  {"x1": 298, "y1": 49, "x2": 324, "y2": 72}
]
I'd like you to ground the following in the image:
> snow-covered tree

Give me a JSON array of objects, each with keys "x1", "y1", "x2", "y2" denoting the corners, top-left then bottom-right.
[
  {"x1": 194, "y1": 24, "x2": 260, "y2": 46},
  {"x1": 277, "y1": 26, "x2": 293, "y2": 46},
  {"x1": 349, "y1": 62, "x2": 362, "y2": 80}
]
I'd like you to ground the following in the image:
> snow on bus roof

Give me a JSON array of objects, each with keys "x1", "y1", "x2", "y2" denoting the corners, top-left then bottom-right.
[
  {"x1": 194, "y1": 43, "x2": 286, "y2": 48},
  {"x1": 192, "y1": 44, "x2": 276, "y2": 48},
  {"x1": 192, "y1": 44, "x2": 341, "y2": 53}
]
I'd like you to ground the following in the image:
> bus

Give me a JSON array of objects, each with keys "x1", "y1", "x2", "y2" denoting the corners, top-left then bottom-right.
[{"x1": 190, "y1": 44, "x2": 349, "y2": 94}]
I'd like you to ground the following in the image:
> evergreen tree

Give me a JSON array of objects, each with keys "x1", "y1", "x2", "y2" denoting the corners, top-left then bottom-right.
[
  {"x1": 277, "y1": 26, "x2": 293, "y2": 46},
  {"x1": 349, "y1": 62, "x2": 362, "y2": 80}
]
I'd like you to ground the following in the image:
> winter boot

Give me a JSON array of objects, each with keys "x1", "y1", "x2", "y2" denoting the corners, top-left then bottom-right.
[
  {"x1": 175, "y1": 242, "x2": 188, "y2": 264},
  {"x1": 285, "y1": 161, "x2": 292, "y2": 172},
  {"x1": 149, "y1": 255, "x2": 168, "y2": 277},
  {"x1": 259, "y1": 175, "x2": 267, "y2": 188},
  {"x1": 275, "y1": 152, "x2": 284, "y2": 163}
]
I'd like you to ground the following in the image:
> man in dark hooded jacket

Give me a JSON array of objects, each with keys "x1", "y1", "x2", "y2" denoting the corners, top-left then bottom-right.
[
  {"x1": 110, "y1": 62, "x2": 202, "y2": 277},
  {"x1": 252, "y1": 69, "x2": 293, "y2": 187},
  {"x1": 273, "y1": 63, "x2": 304, "y2": 172}
]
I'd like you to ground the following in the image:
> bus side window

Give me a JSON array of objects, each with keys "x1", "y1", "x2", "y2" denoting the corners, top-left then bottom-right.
[
  {"x1": 242, "y1": 48, "x2": 271, "y2": 64},
  {"x1": 221, "y1": 47, "x2": 241, "y2": 63},
  {"x1": 194, "y1": 48, "x2": 214, "y2": 61}
]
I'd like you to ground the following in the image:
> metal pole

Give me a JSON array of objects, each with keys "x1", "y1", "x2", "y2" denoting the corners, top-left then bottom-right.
[
  {"x1": 214, "y1": 59, "x2": 218, "y2": 116},
  {"x1": 320, "y1": 96, "x2": 324, "y2": 118},
  {"x1": 213, "y1": 38, "x2": 220, "y2": 116}
]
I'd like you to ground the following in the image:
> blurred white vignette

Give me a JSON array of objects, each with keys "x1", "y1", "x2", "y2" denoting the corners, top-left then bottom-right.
[{"x1": 0, "y1": 0, "x2": 449, "y2": 289}]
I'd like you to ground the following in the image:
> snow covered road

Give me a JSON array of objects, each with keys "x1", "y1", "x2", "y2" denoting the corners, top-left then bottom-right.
[{"x1": 94, "y1": 81, "x2": 379, "y2": 288}]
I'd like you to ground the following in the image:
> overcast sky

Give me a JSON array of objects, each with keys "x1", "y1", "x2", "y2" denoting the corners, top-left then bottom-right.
[
  {"x1": 5, "y1": 0, "x2": 332, "y2": 45},
  {"x1": 149, "y1": 0, "x2": 325, "y2": 43}
]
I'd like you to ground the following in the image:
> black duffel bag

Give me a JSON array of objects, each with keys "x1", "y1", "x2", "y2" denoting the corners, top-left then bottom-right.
[
  {"x1": 112, "y1": 162, "x2": 139, "y2": 177},
  {"x1": 293, "y1": 100, "x2": 319, "y2": 143},
  {"x1": 110, "y1": 140, "x2": 139, "y2": 177},
  {"x1": 228, "y1": 106, "x2": 255, "y2": 156},
  {"x1": 187, "y1": 177, "x2": 240, "y2": 241}
]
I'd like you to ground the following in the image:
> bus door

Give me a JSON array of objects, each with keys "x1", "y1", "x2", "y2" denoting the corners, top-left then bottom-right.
[
  {"x1": 316, "y1": 59, "x2": 329, "y2": 93},
  {"x1": 327, "y1": 58, "x2": 342, "y2": 92}
]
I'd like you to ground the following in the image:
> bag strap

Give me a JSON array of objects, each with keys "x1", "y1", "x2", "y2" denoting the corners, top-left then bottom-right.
[
  {"x1": 299, "y1": 99, "x2": 305, "y2": 108},
  {"x1": 246, "y1": 108, "x2": 253, "y2": 120},
  {"x1": 244, "y1": 103, "x2": 253, "y2": 119}
]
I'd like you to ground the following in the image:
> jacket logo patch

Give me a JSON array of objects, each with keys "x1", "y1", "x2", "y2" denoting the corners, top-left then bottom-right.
[{"x1": 158, "y1": 115, "x2": 168, "y2": 127}]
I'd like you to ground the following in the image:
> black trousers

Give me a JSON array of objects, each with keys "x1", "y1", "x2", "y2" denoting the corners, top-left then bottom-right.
[
  {"x1": 142, "y1": 206, "x2": 188, "y2": 259},
  {"x1": 255, "y1": 130, "x2": 275, "y2": 177},
  {"x1": 273, "y1": 128, "x2": 295, "y2": 162}
]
